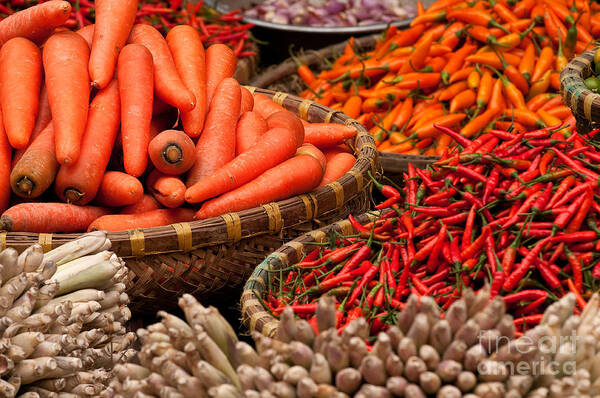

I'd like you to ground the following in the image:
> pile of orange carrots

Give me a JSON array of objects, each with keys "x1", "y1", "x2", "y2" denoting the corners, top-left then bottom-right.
[
  {"x1": 0, "y1": 1, "x2": 358, "y2": 233},
  {"x1": 299, "y1": 0, "x2": 599, "y2": 155}
]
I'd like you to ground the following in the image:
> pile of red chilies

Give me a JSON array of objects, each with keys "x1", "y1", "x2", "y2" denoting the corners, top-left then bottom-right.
[
  {"x1": 263, "y1": 122, "x2": 600, "y2": 339},
  {"x1": 0, "y1": 0, "x2": 256, "y2": 58}
]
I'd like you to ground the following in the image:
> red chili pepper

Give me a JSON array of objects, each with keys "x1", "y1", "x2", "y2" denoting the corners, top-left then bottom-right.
[
  {"x1": 546, "y1": 175, "x2": 576, "y2": 209},
  {"x1": 503, "y1": 289, "x2": 548, "y2": 305},
  {"x1": 426, "y1": 223, "x2": 447, "y2": 273},
  {"x1": 489, "y1": 271, "x2": 505, "y2": 299},
  {"x1": 462, "y1": 226, "x2": 490, "y2": 260},
  {"x1": 407, "y1": 164, "x2": 418, "y2": 206},
  {"x1": 564, "y1": 247, "x2": 583, "y2": 293},
  {"x1": 567, "y1": 279, "x2": 587, "y2": 310},
  {"x1": 338, "y1": 245, "x2": 372, "y2": 275},
  {"x1": 553, "y1": 194, "x2": 587, "y2": 231},
  {"x1": 462, "y1": 204, "x2": 477, "y2": 252},
  {"x1": 513, "y1": 314, "x2": 543, "y2": 326},
  {"x1": 504, "y1": 237, "x2": 551, "y2": 291},
  {"x1": 348, "y1": 264, "x2": 379, "y2": 306}
]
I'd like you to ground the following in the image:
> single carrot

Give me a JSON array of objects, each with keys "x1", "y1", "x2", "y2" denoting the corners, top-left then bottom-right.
[
  {"x1": 253, "y1": 93, "x2": 286, "y2": 119},
  {"x1": 317, "y1": 150, "x2": 356, "y2": 188},
  {"x1": 146, "y1": 169, "x2": 186, "y2": 208},
  {"x1": 89, "y1": 0, "x2": 138, "y2": 89},
  {"x1": 76, "y1": 24, "x2": 94, "y2": 48},
  {"x1": 12, "y1": 84, "x2": 51, "y2": 167},
  {"x1": 88, "y1": 208, "x2": 195, "y2": 232},
  {"x1": 0, "y1": 38, "x2": 41, "y2": 150},
  {"x1": 148, "y1": 129, "x2": 196, "y2": 175},
  {"x1": 0, "y1": 203, "x2": 111, "y2": 233},
  {"x1": 0, "y1": 1, "x2": 71, "y2": 46},
  {"x1": 118, "y1": 44, "x2": 154, "y2": 177},
  {"x1": 240, "y1": 87, "x2": 254, "y2": 114},
  {"x1": 0, "y1": 109, "x2": 10, "y2": 214},
  {"x1": 120, "y1": 194, "x2": 161, "y2": 214},
  {"x1": 10, "y1": 124, "x2": 57, "y2": 199},
  {"x1": 186, "y1": 126, "x2": 299, "y2": 203},
  {"x1": 186, "y1": 78, "x2": 241, "y2": 187},
  {"x1": 205, "y1": 44, "x2": 236, "y2": 110},
  {"x1": 95, "y1": 171, "x2": 143, "y2": 207},
  {"x1": 303, "y1": 123, "x2": 357, "y2": 148},
  {"x1": 236, "y1": 111, "x2": 268, "y2": 155},
  {"x1": 267, "y1": 111, "x2": 305, "y2": 147},
  {"x1": 43, "y1": 31, "x2": 90, "y2": 165},
  {"x1": 195, "y1": 145, "x2": 325, "y2": 220},
  {"x1": 166, "y1": 25, "x2": 206, "y2": 137},
  {"x1": 54, "y1": 80, "x2": 120, "y2": 205},
  {"x1": 128, "y1": 24, "x2": 195, "y2": 112}
]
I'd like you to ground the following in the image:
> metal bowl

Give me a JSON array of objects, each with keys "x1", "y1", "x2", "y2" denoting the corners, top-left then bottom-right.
[{"x1": 205, "y1": 0, "x2": 428, "y2": 64}]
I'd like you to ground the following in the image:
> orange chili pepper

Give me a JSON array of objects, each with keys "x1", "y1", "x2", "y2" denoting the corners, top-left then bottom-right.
[
  {"x1": 449, "y1": 67, "x2": 476, "y2": 84},
  {"x1": 546, "y1": 105, "x2": 571, "y2": 120},
  {"x1": 362, "y1": 98, "x2": 394, "y2": 113},
  {"x1": 439, "y1": 21, "x2": 466, "y2": 49},
  {"x1": 528, "y1": 70, "x2": 552, "y2": 100},
  {"x1": 447, "y1": 8, "x2": 509, "y2": 33},
  {"x1": 501, "y1": 76, "x2": 527, "y2": 109},
  {"x1": 504, "y1": 65, "x2": 529, "y2": 95},
  {"x1": 465, "y1": 52, "x2": 520, "y2": 69},
  {"x1": 519, "y1": 42, "x2": 536, "y2": 81},
  {"x1": 467, "y1": 70, "x2": 480, "y2": 89},
  {"x1": 392, "y1": 97, "x2": 414, "y2": 130},
  {"x1": 439, "y1": 81, "x2": 469, "y2": 101},
  {"x1": 410, "y1": 9, "x2": 447, "y2": 26},
  {"x1": 531, "y1": 47, "x2": 554, "y2": 82},
  {"x1": 514, "y1": 0, "x2": 535, "y2": 18},
  {"x1": 400, "y1": 34, "x2": 434, "y2": 73},
  {"x1": 408, "y1": 113, "x2": 467, "y2": 140},
  {"x1": 536, "y1": 108, "x2": 561, "y2": 127},
  {"x1": 428, "y1": 56, "x2": 449, "y2": 72},
  {"x1": 550, "y1": 72, "x2": 561, "y2": 91},
  {"x1": 411, "y1": 108, "x2": 447, "y2": 130},
  {"x1": 441, "y1": 44, "x2": 477, "y2": 83},
  {"x1": 493, "y1": 2, "x2": 519, "y2": 23},
  {"x1": 476, "y1": 71, "x2": 494, "y2": 109},
  {"x1": 461, "y1": 108, "x2": 499, "y2": 137},
  {"x1": 489, "y1": 78, "x2": 507, "y2": 111},
  {"x1": 342, "y1": 96, "x2": 362, "y2": 119},
  {"x1": 506, "y1": 108, "x2": 545, "y2": 128},
  {"x1": 450, "y1": 89, "x2": 477, "y2": 113},
  {"x1": 417, "y1": 0, "x2": 425, "y2": 16},
  {"x1": 395, "y1": 73, "x2": 442, "y2": 90},
  {"x1": 526, "y1": 93, "x2": 557, "y2": 112}
]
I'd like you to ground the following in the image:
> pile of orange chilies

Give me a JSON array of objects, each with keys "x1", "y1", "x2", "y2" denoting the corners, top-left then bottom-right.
[{"x1": 299, "y1": 0, "x2": 600, "y2": 156}]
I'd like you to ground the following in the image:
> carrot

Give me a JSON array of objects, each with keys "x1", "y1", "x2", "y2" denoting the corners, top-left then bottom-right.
[
  {"x1": 0, "y1": 38, "x2": 42, "y2": 150},
  {"x1": 253, "y1": 93, "x2": 286, "y2": 119},
  {"x1": 10, "y1": 124, "x2": 57, "y2": 199},
  {"x1": 186, "y1": 78, "x2": 241, "y2": 187},
  {"x1": 120, "y1": 194, "x2": 161, "y2": 214},
  {"x1": 0, "y1": 203, "x2": 110, "y2": 233},
  {"x1": 94, "y1": 171, "x2": 143, "y2": 207},
  {"x1": 317, "y1": 150, "x2": 356, "y2": 188},
  {"x1": 240, "y1": 87, "x2": 254, "y2": 114},
  {"x1": 89, "y1": 0, "x2": 137, "y2": 89},
  {"x1": 205, "y1": 44, "x2": 237, "y2": 110},
  {"x1": 128, "y1": 24, "x2": 195, "y2": 112},
  {"x1": 267, "y1": 111, "x2": 305, "y2": 147},
  {"x1": 195, "y1": 144, "x2": 325, "y2": 220},
  {"x1": 0, "y1": 1, "x2": 71, "y2": 46},
  {"x1": 166, "y1": 25, "x2": 206, "y2": 137},
  {"x1": 12, "y1": 84, "x2": 51, "y2": 167},
  {"x1": 147, "y1": 170, "x2": 186, "y2": 208},
  {"x1": 302, "y1": 123, "x2": 357, "y2": 148},
  {"x1": 185, "y1": 126, "x2": 299, "y2": 203},
  {"x1": 118, "y1": 44, "x2": 154, "y2": 177},
  {"x1": 54, "y1": 80, "x2": 120, "y2": 205},
  {"x1": 76, "y1": 24, "x2": 94, "y2": 48},
  {"x1": 148, "y1": 129, "x2": 196, "y2": 175},
  {"x1": 43, "y1": 31, "x2": 90, "y2": 165},
  {"x1": 0, "y1": 109, "x2": 10, "y2": 214},
  {"x1": 236, "y1": 111, "x2": 268, "y2": 155},
  {"x1": 89, "y1": 208, "x2": 195, "y2": 232}
]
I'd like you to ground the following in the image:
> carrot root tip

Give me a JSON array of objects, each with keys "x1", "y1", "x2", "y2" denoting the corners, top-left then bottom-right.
[
  {"x1": 15, "y1": 177, "x2": 34, "y2": 197},
  {"x1": 162, "y1": 144, "x2": 183, "y2": 165},
  {"x1": 64, "y1": 188, "x2": 84, "y2": 203}
]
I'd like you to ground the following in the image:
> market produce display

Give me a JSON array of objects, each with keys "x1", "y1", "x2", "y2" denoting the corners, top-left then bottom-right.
[
  {"x1": 0, "y1": 232, "x2": 134, "y2": 397},
  {"x1": 298, "y1": 0, "x2": 598, "y2": 154},
  {"x1": 257, "y1": 122, "x2": 600, "y2": 339},
  {"x1": 1, "y1": 0, "x2": 256, "y2": 58},
  {"x1": 113, "y1": 292, "x2": 600, "y2": 397},
  {"x1": 0, "y1": 1, "x2": 360, "y2": 234},
  {"x1": 244, "y1": 0, "x2": 416, "y2": 27}
]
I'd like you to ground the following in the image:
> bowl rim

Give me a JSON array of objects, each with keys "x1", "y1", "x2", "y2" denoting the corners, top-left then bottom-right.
[{"x1": 240, "y1": 15, "x2": 413, "y2": 34}]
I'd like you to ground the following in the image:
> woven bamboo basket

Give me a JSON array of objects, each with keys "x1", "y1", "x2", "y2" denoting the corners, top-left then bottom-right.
[
  {"x1": 250, "y1": 35, "x2": 439, "y2": 178},
  {"x1": 241, "y1": 211, "x2": 377, "y2": 337},
  {"x1": 561, "y1": 48, "x2": 600, "y2": 135},
  {"x1": 0, "y1": 88, "x2": 378, "y2": 314}
]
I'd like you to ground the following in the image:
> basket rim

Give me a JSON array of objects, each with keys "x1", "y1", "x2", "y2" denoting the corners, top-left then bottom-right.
[
  {"x1": 560, "y1": 48, "x2": 600, "y2": 121},
  {"x1": 2, "y1": 88, "x2": 379, "y2": 258},
  {"x1": 240, "y1": 211, "x2": 377, "y2": 338}
]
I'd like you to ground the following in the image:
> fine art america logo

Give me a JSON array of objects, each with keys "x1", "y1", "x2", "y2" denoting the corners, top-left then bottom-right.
[{"x1": 477, "y1": 331, "x2": 581, "y2": 377}]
